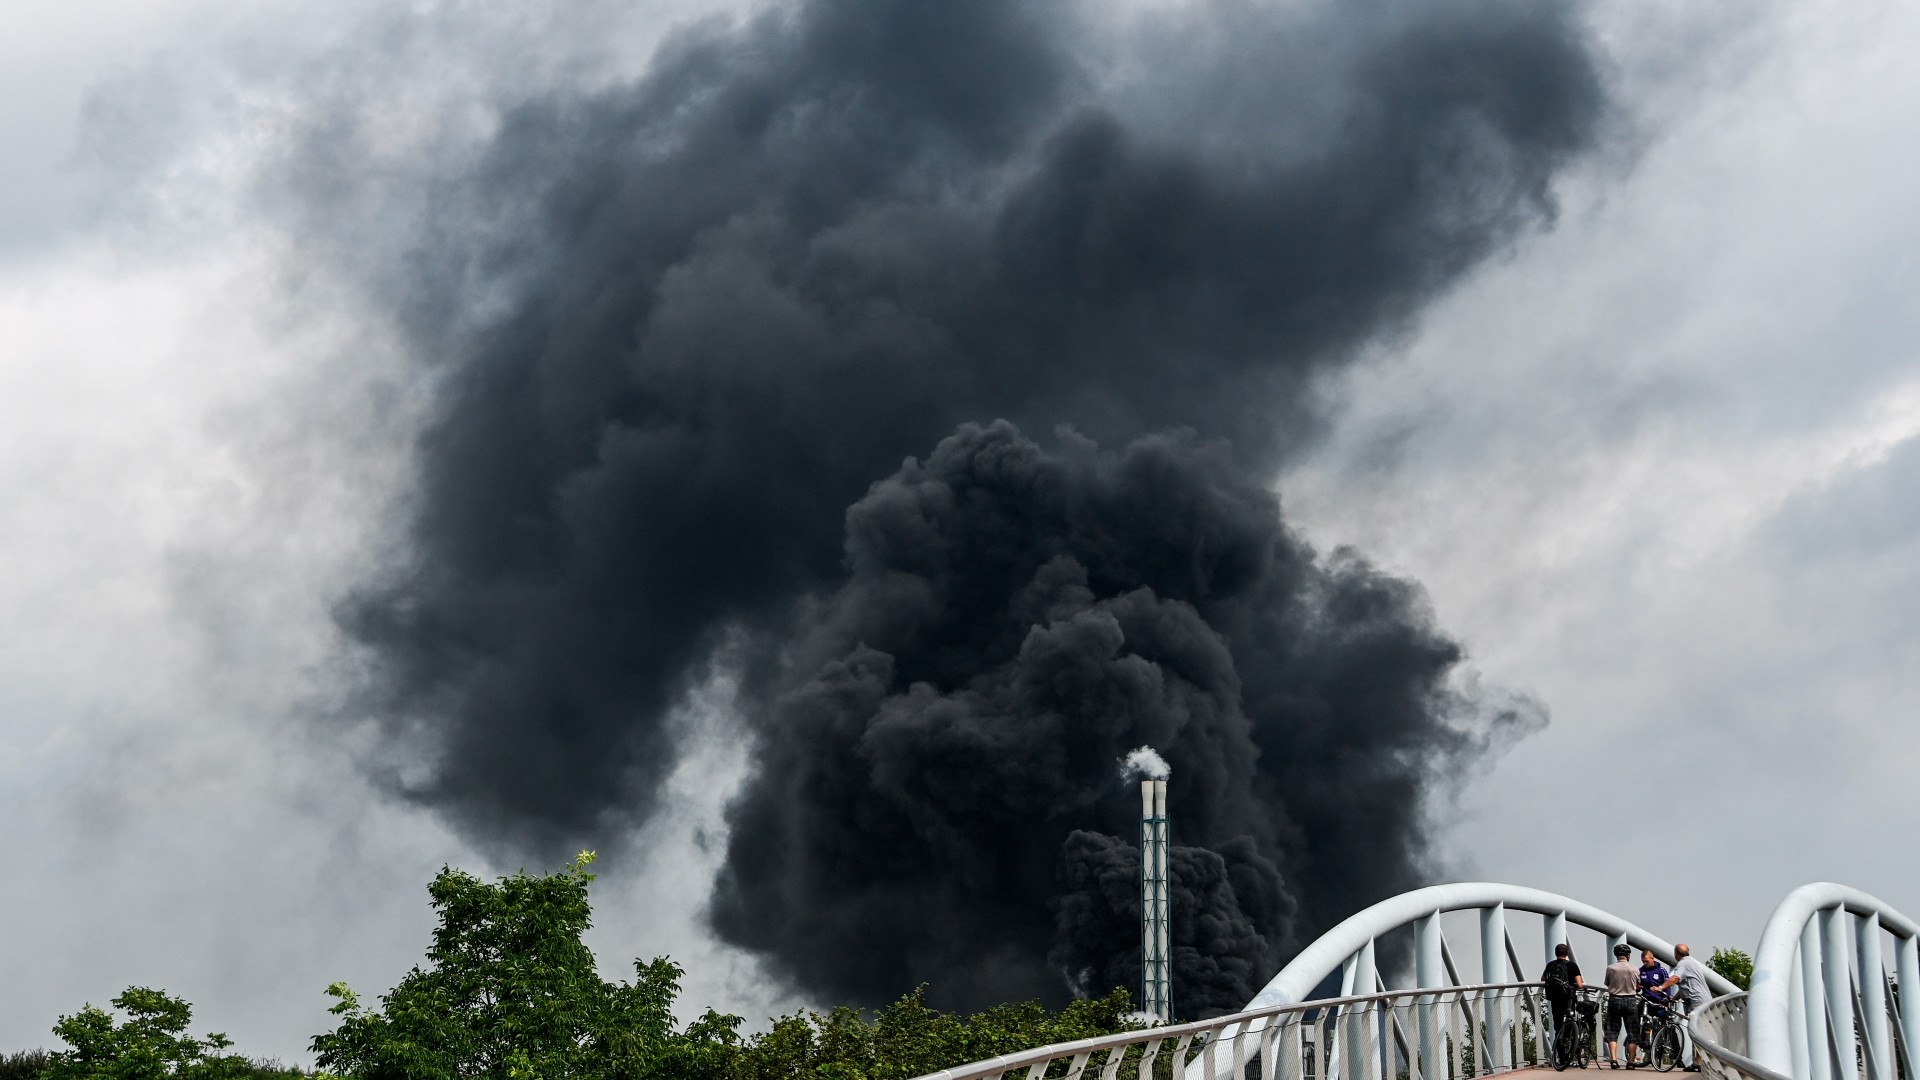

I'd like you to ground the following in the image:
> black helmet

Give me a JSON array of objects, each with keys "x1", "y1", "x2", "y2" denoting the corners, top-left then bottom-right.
[{"x1": 1614, "y1": 943, "x2": 1633, "y2": 958}]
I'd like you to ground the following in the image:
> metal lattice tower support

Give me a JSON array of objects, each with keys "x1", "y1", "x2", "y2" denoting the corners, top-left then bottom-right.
[{"x1": 1140, "y1": 779, "x2": 1171, "y2": 1023}]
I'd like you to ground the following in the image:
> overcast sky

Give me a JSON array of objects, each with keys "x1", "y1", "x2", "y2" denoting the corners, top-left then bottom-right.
[{"x1": 3, "y1": 0, "x2": 1917, "y2": 1063}]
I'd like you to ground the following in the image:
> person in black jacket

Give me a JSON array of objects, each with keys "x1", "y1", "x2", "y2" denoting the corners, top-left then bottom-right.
[{"x1": 1542, "y1": 942, "x2": 1585, "y2": 1053}]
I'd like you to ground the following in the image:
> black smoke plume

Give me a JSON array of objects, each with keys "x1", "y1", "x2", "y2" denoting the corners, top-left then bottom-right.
[
  {"x1": 712, "y1": 422, "x2": 1539, "y2": 1013},
  {"x1": 310, "y1": 0, "x2": 1600, "y2": 1013}
]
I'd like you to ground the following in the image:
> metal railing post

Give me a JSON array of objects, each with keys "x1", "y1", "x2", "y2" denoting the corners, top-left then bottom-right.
[
  {"x1": 1417, "y1": 912, "x2": 1445, "y2": 1080},
  {"x1": 1790, "y1": 950, "x2": 1810, "y2": 1080},
  {"x1": 1821, "y1": 908, "x2": 1857, "y2": 1080},
  {"x1": 1858, "y1": 912, "x2": 1892, "y2": 1080},
  {"x1": 1354, "y1": 938, "x2": 1381, "y2": 1080},
  {"x1": 1897, "y1": 935, "x2": 1920, "y2": 1080},
  {"x1": 1480, "y1": 906, "x2": 1509, "y2": 1071},
  {"x1": 1804, "y1": 917, "x2": 1835, "y2": 1080}
]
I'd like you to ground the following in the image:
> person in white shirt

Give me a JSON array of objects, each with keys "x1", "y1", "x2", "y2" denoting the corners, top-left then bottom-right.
[{"x1": 1657, "y1": 943, "x2": 1713, "y2": 1072}]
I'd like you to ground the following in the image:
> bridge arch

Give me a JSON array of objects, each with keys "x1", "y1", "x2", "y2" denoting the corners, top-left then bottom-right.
[
  {"x1": 1251, "y1": 881, "x2": 1741, "y2": 1008},
  {"x1": 1743, "y1": 883, "x2": 1920, "y2": 1080},
  {"x1": 906, "y1": 879, "x2": 1889, "y2": 1080}
]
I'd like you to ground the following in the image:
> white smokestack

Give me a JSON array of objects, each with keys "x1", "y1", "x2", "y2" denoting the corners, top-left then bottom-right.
[{"x1": 1139, "y1": 771, "x2": 1171, "y2": 1023}]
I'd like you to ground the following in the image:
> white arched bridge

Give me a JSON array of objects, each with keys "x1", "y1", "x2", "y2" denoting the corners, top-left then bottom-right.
[{"x1": 913, "y1": 882, "x2": 1917, "y2": 1080}]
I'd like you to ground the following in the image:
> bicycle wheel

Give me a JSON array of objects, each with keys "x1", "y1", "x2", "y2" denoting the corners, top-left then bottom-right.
[
  {"x1": 1651, "y1": 1025, "x2": 1683, "y2": 1073},
  {"x1": 1577, "y1": 1020, "x2": 1596, "y2": 1068},
  {"x1": 1554, "y1": 1020, "x2": 1577, "y2": 1071}
]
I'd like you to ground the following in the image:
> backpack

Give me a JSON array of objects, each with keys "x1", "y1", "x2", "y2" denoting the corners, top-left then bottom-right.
[{"x1": 1544, "y1": 959, "x2": 1574, "y2": 993}]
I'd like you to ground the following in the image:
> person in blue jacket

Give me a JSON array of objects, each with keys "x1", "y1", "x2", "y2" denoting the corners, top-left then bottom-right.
[
  {"x1": 1639, "y1": 950, "x2": 1672, "y2": 1004},
  {"x1": 1638, "y1": 950, "x2": 1674, "y2": 1062}
]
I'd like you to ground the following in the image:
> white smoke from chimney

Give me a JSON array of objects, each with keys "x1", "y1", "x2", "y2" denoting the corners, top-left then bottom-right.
[{"x1": 1118, "y1": 745, "x2": 1170, "y2": 781}]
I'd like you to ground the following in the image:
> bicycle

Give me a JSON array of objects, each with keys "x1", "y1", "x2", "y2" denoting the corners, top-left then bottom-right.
[
  {"x1": 1553, "y1": 987, "x2": 1601, "y2": 1071},
  {"x1": 1639, "y1": 994, "x2": 1685, "y2": 1072}
]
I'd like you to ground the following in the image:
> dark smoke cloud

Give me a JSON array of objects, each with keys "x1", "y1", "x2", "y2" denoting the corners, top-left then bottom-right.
[
  {"x1": 1052, "y1": 833, "x2": 1287, "y2": 1013},
  {"x1": 711, "y1": 422, "x2": 1540, "y2": 1014},
  {"x1": 291, "y1": 0, "x2": 1601, "y2": 1012}
]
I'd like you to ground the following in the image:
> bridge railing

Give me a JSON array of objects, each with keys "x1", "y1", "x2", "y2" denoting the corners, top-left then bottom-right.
[
  {"x1": 913, "y1": 983, "x2": 1559, "y2": 1080},
  {"x1": 1692, "y1": 993, "x2": 1795, "y2": 1080},
  {"x1": 1246, "y1": 884, "x2": 1738, "y2": 1016},
  {"x1": 1747, "y1": 883, "x2": 1919, "y2": 1080}
]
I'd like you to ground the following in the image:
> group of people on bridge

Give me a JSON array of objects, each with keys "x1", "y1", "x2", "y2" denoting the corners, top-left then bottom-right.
[{"x1": 1541, "y1": 941, "x2": 1714, "y2": 1070}]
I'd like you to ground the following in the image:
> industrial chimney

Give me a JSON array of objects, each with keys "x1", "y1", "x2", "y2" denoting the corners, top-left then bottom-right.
[{"x1": 1140, "y1": 778, "x2": 1170, "y2": 1022}]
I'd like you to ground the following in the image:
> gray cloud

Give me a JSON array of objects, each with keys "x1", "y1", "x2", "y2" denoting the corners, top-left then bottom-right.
[{"x1": 1278, "y1": 0, "x2": 1920, "y2": 959}]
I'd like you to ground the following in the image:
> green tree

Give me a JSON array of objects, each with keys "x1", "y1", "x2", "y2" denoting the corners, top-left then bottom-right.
[
  {"x1": 1707, "y1": 948, "x2": 1752, "y2": 991},
  {"x1": 311, "y1": 851, "x2": 690, "y2": 1080},
  {"x1": 0, "y1": 1050, "x2": 50, "y2": 1080},
  {"x1": 44, "y1": 987, "x2": 261, "y2": 1080},
  {"x1": 311, "y1": 851, "x2": 1142, "y2": 1080}
]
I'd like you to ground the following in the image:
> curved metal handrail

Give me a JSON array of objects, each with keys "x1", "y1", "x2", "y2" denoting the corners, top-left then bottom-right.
[
  {"x1": 1690, "y1": 993, "x2": 1795, "y2": 1080},
  {"x1": 915, "y1": 982, "x2": 1548, "y2": 1080}
]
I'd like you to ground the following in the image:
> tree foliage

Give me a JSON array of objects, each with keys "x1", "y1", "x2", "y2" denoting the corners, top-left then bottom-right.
[
  {"x1": 17, "y1": 856, "x2": 1138, "y2": 1080},
  {"x1": 309, "y1": 851, "x2": 1140, "y2": 1080},
  {"x1": 1707, "y1": 948, "x2": 1752, "y2": 991},
  {"x1": 311, "y1": 851, "x2": 698, "y2": 1079},
  {"x1": 41, "y1": 987, "x2": 294, "y2": 1080},
  {"x1": 717, "y1": 987, "x2": 1137, "y2": 1080},
  {"x1": 0, "y1": 1052, "x2": 50, "y2": 1080}
]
